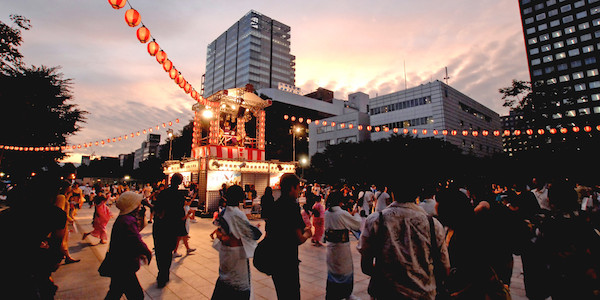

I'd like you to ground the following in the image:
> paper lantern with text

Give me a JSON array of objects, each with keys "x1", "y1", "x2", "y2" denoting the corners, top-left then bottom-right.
[
  {"x1": 156, "y1": 50, "x2": 167, "y2": 64},
  {"x1": 147, "y1": 41, "x2": 159, "y2": 56},
  {"x1": 136, "y1": 26, "x2": 150, "y2": 43},
  {"x1": 125, "y1": 9, "x2": 141, "y2": 27},
  {"x1": 108, "y1": 0, "x2": 126, "y2": 9}
]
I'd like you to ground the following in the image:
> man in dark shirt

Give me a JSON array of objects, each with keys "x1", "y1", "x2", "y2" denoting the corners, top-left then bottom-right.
[
  {"x1": 152, "y1": 173, "x2": 186, "y2": 288},
  {"x1": 266, "y1": 173, "x2": 312, "y2": 300}
]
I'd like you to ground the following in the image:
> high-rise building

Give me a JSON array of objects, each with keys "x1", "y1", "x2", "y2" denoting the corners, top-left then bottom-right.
[
  {"x1": 203, "y1": 10, "x2": 296, "y2": 97},
  {"x1": 518, "y1": 0, "x2": 600, "y2": 151},
  {"x1": 133, "y1": 134, "x2": 161, "y2": 169}
]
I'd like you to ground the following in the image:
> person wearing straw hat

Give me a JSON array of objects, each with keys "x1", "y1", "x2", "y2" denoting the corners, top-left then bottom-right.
[{"x1": 104, "y1": 191, "x2": 152, "y2": 300}]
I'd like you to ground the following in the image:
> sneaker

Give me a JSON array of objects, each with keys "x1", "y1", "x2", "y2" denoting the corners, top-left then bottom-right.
[{"x1": 187, "y1": 248, "x2": 196, "y2": 254}]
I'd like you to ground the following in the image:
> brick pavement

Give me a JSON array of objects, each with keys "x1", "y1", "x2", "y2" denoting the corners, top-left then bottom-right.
[{"x1": 53, "y1": 205, "x2": 529, "y2": 299}]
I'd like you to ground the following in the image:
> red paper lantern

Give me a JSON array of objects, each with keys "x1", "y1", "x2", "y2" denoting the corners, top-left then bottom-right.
[
  {"x1": 124, "y1": 9, "x2": 141, "y2": 27},
  {"x1": 422, "y1": 129, "x2": 428, "y2": 135},
  {"x1": 538, "y1": 129, "x2": 545, "y2": 135},
  {"x1": 442, "y1": 130, "x2": 448, "y2": 135},
  {"x1": 156, "y1": 50, "x2": 167, "y2": 64},
  {"x1": 550, "y1": 128, "x2": 557, "y2": 134},
  {"x1": 451, "y1": 130, "x2": 457, "y2": 136},
  {"x1": 503, "y1": 130, "x2": 511, "y2": 136},
  {"x1": 163, "y1": 59, "x2": 173, "y2": 72},
  {"x1": 184, "y1": 83, "x2": 191, "y2": 93},
  {"x1": 560, "y1": 128, "x2": 568, "y2": 134},
  {"x1": 136, "y1": 26, "x2": 150, "y2": 43},
  {"x1": 169, "y1": 68, "x2": 178, "y2": 79},
  {"x1": 462, "y1": 130, "x2": 468, "y2": 136},
  {"x1": 572, "y1": 126, "x2": 580, "y2": 133},
  {"x1": 514, "y1": 130, "x2": 521, "y2": 136},
  {"x1": 472, "y1": 131, "x2": 478, "y2": 136},
  {"x1": 584, "y1": 126, "x2": 592, "y2": 132},
  {"x1": 108, "y1": 0, "x2": 126, "y2": 9},
  {"x1": 179, "y1": 78, "x2": 187, "y2": 88},
  {"x1": 482, "y1": 130, "x2": 489, "y2": 136},
  {"x1": 175, "y1": 73, "x2": 183, "y2": 84},
  {"x1": 412, "y1": 129, "x2": 418, "y2": 134},
  {"x1": 526, "y1": 129, "x2": 533, "y2": 135},
  {"x1": 433, "y1": 129, "x2": 439, "y2": 135},
  {"x1": 147, "y1": 41, "x2": 159, "y2": 56},
  {"x1": 493, "y1": 130, "x2": 500, "y2": 136}
]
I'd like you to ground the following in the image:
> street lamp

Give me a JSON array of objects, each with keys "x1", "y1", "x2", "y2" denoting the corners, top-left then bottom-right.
[
  {"x1": 292, "y1": 126, "x2": 302, "y2": 162},
  {"x1": 167, "y1": 128, "x2": 174, "y2": 161},
  {"x1": 299, "y1": 156, "x2": 308, "y2": 178}
]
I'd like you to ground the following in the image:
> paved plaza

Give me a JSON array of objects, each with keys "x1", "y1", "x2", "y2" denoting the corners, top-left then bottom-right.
[{"x1": 53, "y1": 205, "x2": 529, "y2": 300}]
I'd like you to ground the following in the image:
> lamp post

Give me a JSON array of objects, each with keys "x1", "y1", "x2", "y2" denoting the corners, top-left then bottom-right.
[
  {"x1": 292, "y1": 126, "x2": 302, "y2": 162},
  {"x1": 167, "y1": 129, "x2": 174, "y2": 161},
  {"x1": 299, "y1": 157, "x2": 308, "y2": 178}
]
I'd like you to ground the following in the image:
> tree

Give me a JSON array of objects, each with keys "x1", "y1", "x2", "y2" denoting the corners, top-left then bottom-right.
[
  {"x1": 0, "y1": 15, "x2": 87, "y2": 182},
  {"x1": 499, "y1": 80, "x2": 532, "y2": 111}
]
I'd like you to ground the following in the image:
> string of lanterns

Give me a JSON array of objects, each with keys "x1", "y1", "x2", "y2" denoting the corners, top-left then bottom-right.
[
  {"x1": 1, "y1": 118, "x2": 181, "y2": 152},
  {"x1": 283, "y1": 115, "x2": 600, "y2": 137},
  {"x1": 107, "y1": 0, "x2": 208, "y2": 105}
]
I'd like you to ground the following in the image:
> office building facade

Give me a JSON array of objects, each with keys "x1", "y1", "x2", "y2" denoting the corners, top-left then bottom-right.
[
  {"x1": 203, "y1": 10, "x2": 296, "y2": 97},
  {"x1": 310, "y1": 81, "x2": 503, "y2": 158},
  {"x1": 518, "y1": 0, "x2": 600, "y2": 149}
]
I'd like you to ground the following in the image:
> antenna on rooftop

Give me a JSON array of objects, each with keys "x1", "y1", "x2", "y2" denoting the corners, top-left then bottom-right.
[{"x1": 444, "y1": 66, "x2": 450, "y2": 85}]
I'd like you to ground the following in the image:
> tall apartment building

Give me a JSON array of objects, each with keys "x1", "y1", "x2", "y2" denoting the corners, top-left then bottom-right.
[
  {"x1": 133, "y1": 134, "x2": 161, "y2": 169},
  {"x1": 203, "y1": 10, "x2": 296, "y2": 97},
  {"x1": 518, "y1": 0, "x2": 600, "y2": 150}
]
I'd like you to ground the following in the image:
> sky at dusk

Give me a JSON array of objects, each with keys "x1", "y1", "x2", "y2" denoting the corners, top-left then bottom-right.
[{"x1": 1, "y1": 0, "x2": 530, "y2": 163}]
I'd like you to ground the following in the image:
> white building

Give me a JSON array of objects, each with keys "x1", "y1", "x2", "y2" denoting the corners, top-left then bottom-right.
[{"x1": 309, "y1": 81, "x2": 503, "y2": 157}]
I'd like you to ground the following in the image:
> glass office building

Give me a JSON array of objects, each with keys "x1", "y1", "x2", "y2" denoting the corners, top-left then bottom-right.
[{"x1": 203, "y1": 10, "x2": 296, "y2": 97}]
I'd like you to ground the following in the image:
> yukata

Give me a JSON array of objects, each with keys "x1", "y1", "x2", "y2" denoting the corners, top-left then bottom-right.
[
  {"x1": 90, "y1": 202, "x2": 112, "y2": 241},
  {"x1": 211, "y1": 206, "x2": 258, "y2": 300},
  {"x1": 324, "y1": 206, "x2": 362, "y2": 299},
  {"x1": 312, "y1": 201, "x2": 326, "y2": 242}
]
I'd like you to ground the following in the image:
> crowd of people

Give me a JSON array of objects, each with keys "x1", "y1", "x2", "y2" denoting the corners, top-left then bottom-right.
[{"x1": 1, "y1": 172, "x2": 599, "y2": 299}]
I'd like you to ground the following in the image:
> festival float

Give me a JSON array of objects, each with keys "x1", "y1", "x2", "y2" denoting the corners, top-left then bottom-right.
[{"x1": 163, "y1": 85, "x2": 296, "y2": 213}]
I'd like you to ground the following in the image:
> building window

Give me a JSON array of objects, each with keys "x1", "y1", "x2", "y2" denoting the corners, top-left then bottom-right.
[
  {"x1": 571, "y1": 60, "x2": 583, "y2": 68},
  {"x1": 533, "y1": 69, "x2": 543, "y2": 76},
  {"x1": 539, "y1": 23, "x2": 548, "y2": 31},
  {"x1": 554, "y1": 41, "x2": 565, "y2": 48},
  {"x1": 574, "y1": 83, "x2": 587, "y2": 91},
  {"x1": 541, "y1": 44, "x2": 552, "y2": 52},
  {"x1": 557, "y1": 63, "x2": 568, "y2": 70},
  {"x1": 579, "y1": 108, "x2": 591, "y2": 115},
  {"x1": 556, "y1": 52, "x2": 567, "y2": 59},
  {"x1": 528, "y1": 37, "x2": 538, "y2": 45},
  {"x1": 543, "y1": 55, "x2": 554, "y2": 62},
  {"x1": 547, "y1": 78, "x2": 558, "y2": 84},
  {"x1": 566, "y1": 110, "x2": 577, "y2": 117},
  {"x1": 537, "y1": 13, "x2": 547, "y2": 21},
  {"x1": 535, "y1": 3, "x2": 545, "y2": 10},
  {"x1": 579, "y1": 22, "x2": 591, "y2": 30},
  {"x1": 590, "y1": 81, "x2": 600, "y2": 89},
  {"x1": 568, "y1": 48, "x2": 581, "y2": 56},
  {"x1": 567, "y1": 37, "x2": 578, "y2": 45},
  {"x1": 583, "y1": 45, "x2": 595, "y2": 53},
  {"x1": 580, "y1": 33, "x2": 592, "y2": 41},
  {"x1": 524, "y1": 7, "x2": 533, "y2": 14},
  {"x1": 525, "y1": 17, "x2": 534, "y2": 24},
  {"x1": 527, "y1": 27, "x2": 536, "y2": 34},
  {"x1": 594, "y1": 106, "x2": 600, "y2": 113},
  {"x1": 592, "y1": 94, "x2": 600, "y2": 101},
  {"x1": 552, "y1": 112, "x2": 563, "y2": 119},
  {"x1": 563, "y1": 15, "x2": 574, "y2": 23},
  {"x1": 540, "y1": 33, "x2": 550, "y2": 41},
  {"x1": 592, "y1": 6, "x2": 600, "y2": 15},
  {"x1": 585, "y1": 57, "x2": 597, "y2": 65},
  {"x1": 593, "y1": 18, "x2": 600, "y2": 26},
  {"x1": 550, "y1": 19, "x2": 561, "y2": 27},
  {"x1": 559, "y1": 74, "x2": 570, "y2": 82},
  {"x1": 576, "y1": 11, "x2": 588, "y2": 19},
  {"x1": 545, "y1": 66, "x2": 555, "y2": 73},
  {"x1": 574, "y1": 0, "x2": 585, "y2": 8},
  {"x1": 565, "y1": 26, "x2": 576, "y2": 34},
  {"x1": 588, "y1": 69, "x2": 599, "y2": 76},
  {"x1": 530, "y1": 48, "x2": 540, "y2": 55},
  {"x1": 577, "y1": 96, "x2": 588, "y2": 103},
  {"x1": 547, "y1": 0, "x2": 557, "y2": 5}
]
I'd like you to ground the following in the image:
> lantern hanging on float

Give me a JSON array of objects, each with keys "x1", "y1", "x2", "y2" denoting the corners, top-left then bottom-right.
[
  {"x1": 108, "y1": 0, "x2": 126, "y2": 9},
  {"x1": 124, "y1": 9, "x2": 141, "y2": 27},
  {"x1": 136, "y1": 26, "x2": 150, "y2": 43},
  {"x1": 169, "y1": 68, "x2": 178, "y2": 79}
]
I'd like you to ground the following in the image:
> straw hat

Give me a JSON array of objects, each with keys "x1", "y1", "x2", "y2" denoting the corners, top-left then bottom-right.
[{"x1": 116, "y1": 191, "x2": 142, "y2": 215}]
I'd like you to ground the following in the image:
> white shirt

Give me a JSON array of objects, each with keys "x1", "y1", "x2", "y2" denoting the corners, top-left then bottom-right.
[
  {"x1": 375, "y1": 192, "x2": 391, "y2": 212},
  {"x1": 532, "y1": 187, "x2": 550, "y2": 211},
  {"x1": 324, "y1": 207, "x2": 362, "y2": 276}
]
